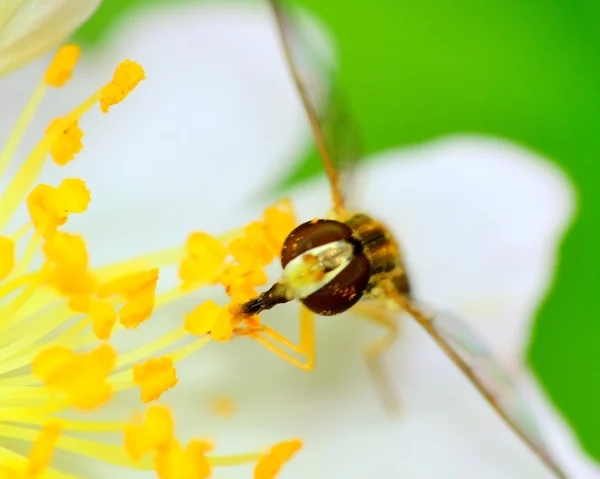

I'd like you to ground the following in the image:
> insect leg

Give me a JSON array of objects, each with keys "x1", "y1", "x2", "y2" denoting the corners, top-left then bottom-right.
[
  {"x1": 246, "y1": 306, "x2": 315, "y2": 371},
  {"x1": 352, "y1": 302, "x2": 401, "y2": 415}
]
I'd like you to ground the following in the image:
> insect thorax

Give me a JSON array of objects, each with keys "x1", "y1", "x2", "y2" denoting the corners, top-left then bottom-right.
[{"x1": 342, "y1": 213, "x2": 411, "y2": 298}]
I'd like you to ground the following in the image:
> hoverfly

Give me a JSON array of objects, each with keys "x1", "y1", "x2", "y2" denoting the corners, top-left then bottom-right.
[{"x1": 231, "y1": 0, "x2": 568, "y2": 477}]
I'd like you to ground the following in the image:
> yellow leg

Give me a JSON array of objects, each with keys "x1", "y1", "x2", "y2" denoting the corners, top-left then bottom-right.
[
  {"x1": 352, "y1": 302, "x2": 402, "y2": 415},
  {"x1": 242, "y1": 306, "x2": 315, "y2": 371}
]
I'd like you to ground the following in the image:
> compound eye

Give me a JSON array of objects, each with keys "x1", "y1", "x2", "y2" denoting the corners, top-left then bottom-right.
[
  {"x1": 301, "y1": 253, "x2": 370, "y2": 315},
  {"x1": 281, "y1": 219, "x2": 354, "y2": 268},
  {"x1": 281, "y1": 218, "x2": 371, "y2": 316}
]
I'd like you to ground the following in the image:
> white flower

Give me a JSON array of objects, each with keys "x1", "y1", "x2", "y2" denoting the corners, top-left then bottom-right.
[
  {"x1": 2, "y1": 2, "x2": 597, "y2": 478},
  {"x1": 0, "y1": 0, "x2": 100, "y2": 77}
]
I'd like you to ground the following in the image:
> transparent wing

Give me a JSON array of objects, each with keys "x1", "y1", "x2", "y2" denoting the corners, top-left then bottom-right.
[
  {"x1": 396, "y1": 296, "x2": 568, "y2": 479},
  {"x1": 269, "y1": 0, "x2": 362, "y2": 215}
]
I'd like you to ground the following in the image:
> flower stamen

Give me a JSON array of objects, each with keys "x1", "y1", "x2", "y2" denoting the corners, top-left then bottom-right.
[
  {"x1": 100, "y1": 60, "x2": 145, "y2": 113},
  {"x1": 44, "y1": 45, "x2": 81, "y2": 88},
  {"x1": 0, "y1": 37, "x2": 302, "y2": 475},
  {"x1": 0, "y1": 55, "x2": 145, "y2": 231}
]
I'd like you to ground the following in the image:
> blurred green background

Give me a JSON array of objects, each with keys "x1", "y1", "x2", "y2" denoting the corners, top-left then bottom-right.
[{"x1": 74, "y1": 0, "x2": 600, "y2": 464}]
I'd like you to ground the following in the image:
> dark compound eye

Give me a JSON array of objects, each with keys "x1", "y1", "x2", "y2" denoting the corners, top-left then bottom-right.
[{"x1": 281, "y1": 219, "x2": 371, "y2": 316}]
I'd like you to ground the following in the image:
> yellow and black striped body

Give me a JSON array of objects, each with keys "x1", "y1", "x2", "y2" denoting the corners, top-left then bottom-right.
[{"x1": 343, "y1": 213, "x2": 410, "y2": 298}]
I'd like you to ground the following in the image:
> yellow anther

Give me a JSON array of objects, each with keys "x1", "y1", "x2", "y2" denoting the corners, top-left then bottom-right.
[
  {"x1": 43, "y1": 232, "x2": 94, "y2": 296},
  {"x1": 227, "y1": 282, "x2": 259, "y2": 303},
  {"x1": 184, "y1": 300, "x2": 236, "y2": 341},
  {"x1": 179, "y1": 232, "x2": 227, "y2": 286},
  {"x1": 68, "y1": 294, "x2": 92, "y2": 312},
  {"x1": 227, "y1": 221, "x2": 277, "y2": 267},
  {"x1": 68, "y1": 295, "x2": 117, "y2": 340},
  {"x1": 27, "y1": 179, "x2": 90, "y2": 235},
  {"x1": 184, "y1": 300, "x2": 236, "y2": 342},
  {"x1": 98, "y1": 269, "x2": 159, "y2": 300},
  {"x1": 44, "y1": 44, "x2": 81, "y2": 87},
  {"x1": 254, "y1": 439, "x2": 303, "y2": 479},
  {"x1": 46, "y1": 117, "x2": 84, "y2": 165},
  {"x1": 219, "y1": 262, "x2": 267, "y2": 302},
  {"x1": 187, "y1": 232, "x2": 226, "y2": 260},
  {"x1": 68, "y1": 295, "x2": 116, "y2": 339},
  {"x1": 124, "y1": 405, "x2": 175, "y2": 462},
  {"x1": 0, "y1": 236, "x2": 15, "y2": 280},
  {"x1": 211, "y1": 307, "x2": 235, "y2": 342},
  {"x1": 263, "y1": 202, "x2": 296, "y2": 251},
  {"x1": 43, "y1": 232, "x2": 87, "y2": 269},
  {"x1": 220, "y1": 262, "x2": 268, "y2": 289},
  {"x1": 32, "y1": 344, "x2": 116, "y2": 411},
  {"x1": 27, "y1": 184, "x2": 66, "y2": 233},
  {"x1": 97, "y1": 269, "x2": 159, "y2": 328},
  {"x1": 119, "y1": 291, "x2": 156, "y2": 328},
  {"x1": 184, "y1": 300, "x2": 221, "y2": 335},
  {"x1": 57, "y1": 178, "x2": 91, "y2": 212},
  {"x1": 154, "y1": 439, "x2": 212, "y2": 479},
  {"x1": 133, "y1": 356, "x2": 179, "y2": 403},
  {"x1": 100, "y1": 60, "x2": 145, "y2": 113},
  {"x1": 89, "y1": 299, "x2": 118, "y2": 340}
]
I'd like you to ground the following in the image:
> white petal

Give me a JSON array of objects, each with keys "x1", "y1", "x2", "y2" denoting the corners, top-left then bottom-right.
[{"x1": 0, "y1": 0, "x2": 100, "y2": 77}]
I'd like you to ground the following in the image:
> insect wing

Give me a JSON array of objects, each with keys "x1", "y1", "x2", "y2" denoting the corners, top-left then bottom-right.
[
  {"x1": 401, "y1": 299, "x2": 567, "y2": 479},
  {"x1": 269, "y1": 0, "x2": 362, "y2": 213}
]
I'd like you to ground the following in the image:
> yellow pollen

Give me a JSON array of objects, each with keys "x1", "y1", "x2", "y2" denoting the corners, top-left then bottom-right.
[
  {"x1": 212, "y1": 396, "x2": 236, "y2": 418},
  {"x1": 124, "y1": 405, "x2": 175, "y2": 461},
  {"x1": 89, "y1": 298, "x2": 118, "y2": 340},
  {"x1": 57, "y1": 178, "x2": 91, "y2": 212},
  {"x1": 154, "y1": 438, "x2": 212, "y2": 479},
  {"x1": 100, "y1": 60, "x2": 146, "y2": 113},
  {"x1": 219, "y1": 261, "x2": 267, "y2": 303},
  {"x1": 179, "y1": 232, "x2": 227, "y2": 287},
  {"x1": 46, "y1": 118, "x2": 84, "y2": 165},
  {"x1": 44, "y1": 44, "x2": 81, "y2": 87},
  {"x1": 98, "y1": 268, "x2": 159, "y2": 300},
  {"x1": 254, "y1": 439, "x2": 303, "y2": 479},
  {"x1": 119, "y1": 292, "x2": 156, "y2": 328},
  {"x1": 132, "y1": 356, "x2": 179, "y2": 403},
  {"x1": 227, "y1": 281, "x2": 259, "y2": 303},
  {"x1": 184, "y1": 300, "x2": 236, "y2": 342},
  {"x1": 184, "y1": 300, "x2": 222, "y2": 336},
  {"x1": 70, "y1": 295, "x2": 118, "y2": 341},
  {"x1": 32, "y1": 343, "x2": 117, "y2": 410},
  {"x1": 42, "y1": 232, "x2": 95, "y2": 295},
  {"x1": 27, "y1": 178, "x2": 90, "y2": 236},
  {"x1": 97, "y1": 269, "x2": 159, "y2": 328},
  {"x1": 263, "y1": 201, "x2": 296, "y2": 251},
  {"x1": 227, "y1": 221, "x2": 277, "y2": 267},
  {"x1": 211, "y1": 307, "x2": 235, "y2": 342},
  {"x1": 125, "y1": 405, "x2": 216, "y2": 479},
  {"x1": 0, "y1": 236, "x2": 15, "y2": 280}
]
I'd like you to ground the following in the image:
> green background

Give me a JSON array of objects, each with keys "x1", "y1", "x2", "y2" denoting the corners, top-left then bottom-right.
[{"x1": 74, "y1": 0, "x2": 600, "y2": 463}]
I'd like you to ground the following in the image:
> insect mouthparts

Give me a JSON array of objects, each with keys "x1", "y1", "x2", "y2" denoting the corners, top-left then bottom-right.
[
  {"x1": 239, "y1": 282, "x2": 290, "y2": 317},
  {"x1": 239, "y1": 297, "x2": 264, "y2": 317}
]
